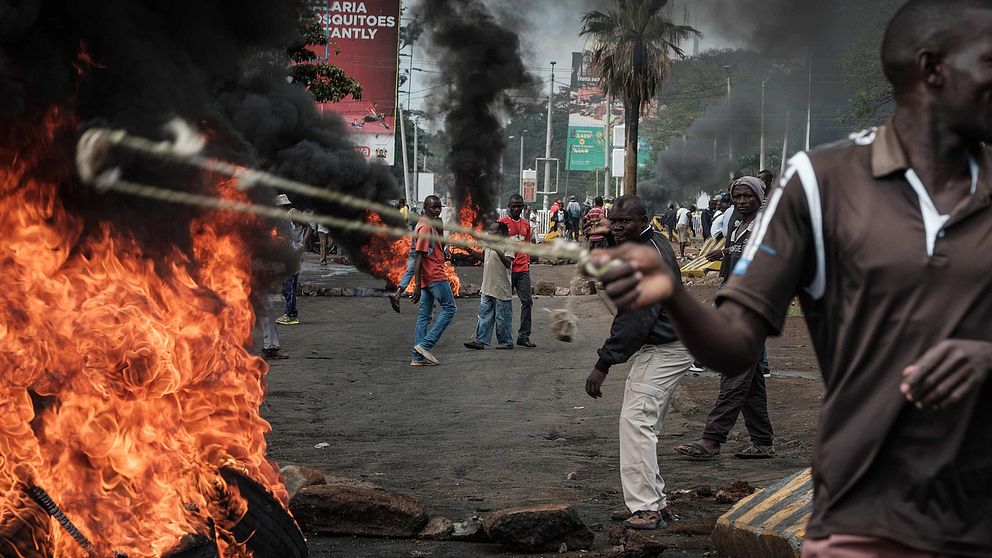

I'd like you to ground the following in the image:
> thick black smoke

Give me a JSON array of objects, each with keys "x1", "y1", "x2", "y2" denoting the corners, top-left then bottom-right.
[
  {"x1": 640, "y1": 0, "x2": 904, "y2": 206},
  {"x1": 0, "y1": 0, "x2": 399, "y2": 294},
  {"x1": 699, "y1": 0, "x2": 835, "y2": 53},
  {"x1": 641, "y1": 62, "x2": 803, "y2": 207},
  {"x1": 414, "y1": 0, "x2": 533, "y2": 220}
]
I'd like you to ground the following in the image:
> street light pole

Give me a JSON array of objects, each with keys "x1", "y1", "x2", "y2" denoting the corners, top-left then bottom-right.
[
  {"x1": 519, "y1": 130, "x2": 526, "y2": 195},
  {"x1": 724, "y1": 65, "x2": 733, "y2": 169},
  {"x1": 543, "y1": 61, "x2": 556, "y2": 211},
  {"x1": 760, "y1": 80, "x2": 766, "y2": 171},
  {"x1": 604, "y1": 90, "x2": 611, "y2": 198},
  {"x1": 412, "y1": 115, "x2": 419, "y2": 201}
]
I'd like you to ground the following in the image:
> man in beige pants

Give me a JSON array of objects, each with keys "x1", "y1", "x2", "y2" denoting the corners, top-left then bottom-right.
[{"x1": 584, "y1": 195, "x2": 693, "y2": 530}]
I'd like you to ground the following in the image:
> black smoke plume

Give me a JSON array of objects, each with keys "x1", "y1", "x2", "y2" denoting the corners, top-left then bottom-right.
[
  {"x1": 414, "y1": 0, "x2": 533, "y2": 220},
  {"x1": 0, "y1": 0, "x2": 399, "y2": 294}
]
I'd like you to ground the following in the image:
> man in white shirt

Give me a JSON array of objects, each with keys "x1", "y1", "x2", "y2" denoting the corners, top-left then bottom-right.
[
  {"x1": 675, "y1": 204, "x2": 695, "y2": 260},
  {"x1": 464, "y1": 222, "x2": 514, "y2": 350}
]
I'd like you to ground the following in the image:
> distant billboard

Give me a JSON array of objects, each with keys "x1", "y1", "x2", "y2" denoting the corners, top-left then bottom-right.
[
  {"x1": 567, "y1": 115, "x2": 606, "y2": 172},
  {"x1": 307, "y1": 0, "x2": 401, "y2": 165},
  {"x1": 522, "y1": 169, "x2": 537, "y2": 203}
]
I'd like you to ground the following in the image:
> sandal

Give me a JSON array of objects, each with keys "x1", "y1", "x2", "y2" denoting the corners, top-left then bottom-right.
[
  {"x1": 674, "y1": 441, "x2": 720, "y2": 460},
  {"x1": 734, "y1": 444, "x2": 775, "y2": 459}
]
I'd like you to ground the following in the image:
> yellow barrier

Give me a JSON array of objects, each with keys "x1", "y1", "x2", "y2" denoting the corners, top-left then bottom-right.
[
  {"x1": 680, "y1": 236, "x2": 724, "y2": 277},
  {"x1": 711, "y1": 468, "x2": 812, "y2": 558}
]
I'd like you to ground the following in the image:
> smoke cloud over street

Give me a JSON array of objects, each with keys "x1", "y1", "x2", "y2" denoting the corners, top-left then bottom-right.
[{"x1": 414, "y1": 0, "x2": 534, "y2": 220}]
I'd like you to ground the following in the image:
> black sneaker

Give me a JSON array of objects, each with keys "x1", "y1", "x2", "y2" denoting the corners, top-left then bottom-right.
[{"x1": 517, "y1": 339, "x2": 536, "y2": 348}]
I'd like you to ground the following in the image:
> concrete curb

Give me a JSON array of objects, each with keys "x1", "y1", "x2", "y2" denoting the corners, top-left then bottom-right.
[{"x1": 711, "y1": 468, "x2": 812, "y2": 558}]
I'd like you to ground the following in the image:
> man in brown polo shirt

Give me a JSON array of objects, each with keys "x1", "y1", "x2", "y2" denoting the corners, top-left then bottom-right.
[{"x1": 589, "y1": 1, "x2": 992, "y2": 555}]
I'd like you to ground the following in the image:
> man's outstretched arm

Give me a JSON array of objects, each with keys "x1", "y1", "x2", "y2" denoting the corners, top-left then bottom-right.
[{"x1": 593, "y1": 242, "x2": 769, "y2": 374}]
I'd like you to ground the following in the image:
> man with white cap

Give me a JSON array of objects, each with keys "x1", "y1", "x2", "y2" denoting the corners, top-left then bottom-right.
[
  {"x1": 274, "y1": 194, "x2": 308, "y2": 325},
  {"x1": 674, "y1": 176, "x2": 775, "y2": 460}
]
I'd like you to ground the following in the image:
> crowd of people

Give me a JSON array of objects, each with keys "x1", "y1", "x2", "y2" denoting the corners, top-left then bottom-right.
[{"x1": 258, "y1": 2, "x2": 992, "y2": 554}]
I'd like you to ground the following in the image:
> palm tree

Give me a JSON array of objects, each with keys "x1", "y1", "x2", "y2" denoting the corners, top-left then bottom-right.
[{"x1": 581, "y1": 0, "x2": 700, "y2": 195}]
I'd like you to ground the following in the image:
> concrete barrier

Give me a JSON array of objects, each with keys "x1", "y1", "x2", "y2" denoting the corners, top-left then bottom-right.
[
  {"x1": 680, "y1": 236, "x2": 724, "y2": 277},
  {"x1": 711, "y1": 468, "x2": 813, "y2": 558}
]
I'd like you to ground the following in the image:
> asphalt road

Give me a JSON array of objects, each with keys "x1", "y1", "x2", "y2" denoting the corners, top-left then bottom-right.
[{"x1": 258, "y1": 263, "x2": 823, "y2": 557}]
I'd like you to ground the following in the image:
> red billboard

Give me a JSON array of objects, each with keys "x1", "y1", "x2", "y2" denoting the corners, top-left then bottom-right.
[{"x1": 308, "y1": 0, "x2": 401, "y2": 165}]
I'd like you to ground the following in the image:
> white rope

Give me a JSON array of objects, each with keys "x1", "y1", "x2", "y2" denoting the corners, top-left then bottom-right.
[
  {"x1": 74, "y1": 120, "x2": 594, "y2": 263},
  {"x1": 76, "y1": 119, "x2": 567, "y2": 258},
  {"x1": 74, "y1": 118, "x2": 627, "y2": 344}
]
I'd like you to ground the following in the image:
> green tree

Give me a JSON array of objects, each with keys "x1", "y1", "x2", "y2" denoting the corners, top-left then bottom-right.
[
  {"x1": 836, "y1": 0, "x2": 904, "y2": 127},
  {"x1": 287, "y1": 8, "x2": 363, "y2": 103},
  {"x1": 580, "y1": 0, "x2": 700, "y2": 195}
]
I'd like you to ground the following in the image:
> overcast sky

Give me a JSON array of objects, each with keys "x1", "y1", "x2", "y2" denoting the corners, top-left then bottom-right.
[{"x1": 403, "y1": 0, "x2": 736, "y2": 116}]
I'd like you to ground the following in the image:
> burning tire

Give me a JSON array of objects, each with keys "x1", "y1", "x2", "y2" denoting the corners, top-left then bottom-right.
[{"x1": 220, "y1": 467, "x2": 308, "y2": 558}]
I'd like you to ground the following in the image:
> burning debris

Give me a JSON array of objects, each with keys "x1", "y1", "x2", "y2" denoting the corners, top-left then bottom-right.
[
  {"x1": 0, "y1": 0, "x2": 405, "y2": 555},
  {"x1": 413, "y1": 0, "x2": 534, "y2": 221}
]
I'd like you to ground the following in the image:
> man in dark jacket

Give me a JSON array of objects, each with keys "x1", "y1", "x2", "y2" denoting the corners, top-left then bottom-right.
[
  {"x1": 700, "y1": 198, "x2": 716, "y2": 241},
  {"x1": 584, "y1": 195, "x2": 693, "y2": 531},
  {"x1": 660, "y1": 204, "x2": 677, "y2": 239}
]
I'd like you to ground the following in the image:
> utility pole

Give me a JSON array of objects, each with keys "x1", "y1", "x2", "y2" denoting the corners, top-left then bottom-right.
[
  {"x1": 604, "y1": 91, "x2": 612, "y2": 198},
  {"x1": 724, "y1": 66, "x2": 733, "y2": 169},
  {"x1": 407, "y1": 51, "x2": 414, "y2": 109},
  {"x1": 412, "y1": 115, "x2": 419, "y2": 201},
  {"x1": 398, "y1": 103, "x2": 411, "y2": 204},
  {"x1": 805, "y1": 46, "x2": 813, "y2": 151},
  {"x1": 760, "y1": 80, "x2": 767, "y2": 171},
  {"x1": 519, "y1": 130, "x2": 526, "y2": 194},
  {"x1": 781, "y1": 111, "x2": 791, "y2": 177},
  {"x1": 543, "y1": 61, "x2": 556, "y2": 211}
]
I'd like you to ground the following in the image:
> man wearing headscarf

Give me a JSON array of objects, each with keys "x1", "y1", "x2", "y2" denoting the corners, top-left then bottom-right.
[{"x1": 674, "y1": 176, "x2": 775, "y2": 460}]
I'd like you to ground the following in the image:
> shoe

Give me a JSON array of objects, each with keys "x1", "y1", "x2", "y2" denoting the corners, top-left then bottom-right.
[
  {"x1": 689, "y1": 362, "x2": 705, "y2": 372},
  {"x1": 275, "y1": 315, "x2": 291, "y2": 325},
  {"x1": 516, "y1": 339, "x2": 536, "y2": 348},
  {"x1": 283, "y1": 316, "x2": 300, "y2": 325},
  {"x1": 763, "y1": 372, "x2": 772, "y2": 378},
  {"x1": 495, "y1": 344, "x2": 514, "y2": 350},
  {"x1": 414, "y1": 344, "x2": 439, "y2": 365},
  {"x1": 410, "y1": 359, "x2": 437, "y2": 367},
  {"x1": 389, "y1": 294, "x2": 401, "y2": 314},
  {"x1": 610, "y1": 508, "x2": 632, "y2": 522},
  {"x1": 674, "y1": 441, "x2": 721, "y2": 460},
  {"x1": 623, "y1": 510, "x2": 666, "y2": 530},
  {"x1": 734, "y1": 444, "x2": 775, "y2": 459},
  {"x1": 262, "y1": 349, "x2": 288, "y2": 360},
  {"x1": 464, "y1": 341, "x2": 485, "y2": 350}
]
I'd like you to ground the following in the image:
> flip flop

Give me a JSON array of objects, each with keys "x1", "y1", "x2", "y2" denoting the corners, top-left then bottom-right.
[
  {"x1": 674, "y1": 441, "x2": 720, "y2": 460},
  {"x1": 734, "y1": 444, "x2": 775, "y2": 459}
]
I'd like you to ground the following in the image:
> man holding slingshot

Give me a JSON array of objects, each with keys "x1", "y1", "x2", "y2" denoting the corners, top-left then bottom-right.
[
  {"x1": 590, "y1": 1, "x2": 992, "y2": 554},
  {"x1": 583, "y1": 195, "x2": 694, "y2": 531}
]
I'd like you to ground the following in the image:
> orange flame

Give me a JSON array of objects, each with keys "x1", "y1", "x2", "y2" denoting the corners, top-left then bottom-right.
[
  {"x1": 361, "y1": 212, "x2": 461, "y2": 296},
  {"x1": 72, "y1": 40, "x2": 107, "y2": 76},
  {"x1": 447, "y1": 195, "x2": 482, "y2": 260},
  {"x1": 0, "y1": 109, "x2": 282, "y2": 557}
]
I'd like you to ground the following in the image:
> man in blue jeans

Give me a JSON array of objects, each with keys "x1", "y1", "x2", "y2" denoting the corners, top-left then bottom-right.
[
  {"x1": 410, "y1": 195, "x2": 457, "y2": 366},
  {"x1": 275, "y1": 194, "x2": 308, "y2": 325},
  {"x1": 464, "y1": 222, "x2": 514, "y2": 350},
  {"x1": 388, "y1": 242, "x2": 419, "y2": 313}
]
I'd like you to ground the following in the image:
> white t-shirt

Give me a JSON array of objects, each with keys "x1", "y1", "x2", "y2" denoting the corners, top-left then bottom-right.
[
  {"x1": 480, "y1": 248, "x2": 513, "y2": 300},
  {"x1": 677, "y1": 207, "x2": 690, "y2": 227},
  {"x1": 710, "y1": 210, "x2": 726, "y2": 238}
]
